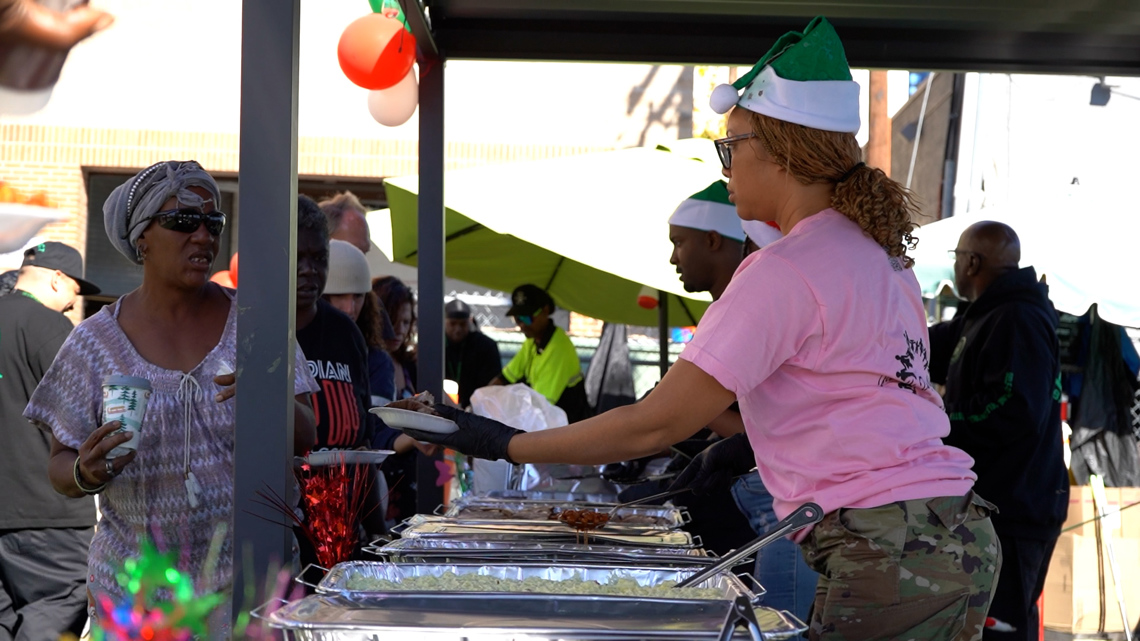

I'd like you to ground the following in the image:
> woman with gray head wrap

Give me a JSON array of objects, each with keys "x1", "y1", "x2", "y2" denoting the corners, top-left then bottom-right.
[
  {"x1": 27, "y1": 161, "x2": 318, "y2": 632},
  {"x1": 102, "y1": 160, "x2": 222, "y2": 264}
]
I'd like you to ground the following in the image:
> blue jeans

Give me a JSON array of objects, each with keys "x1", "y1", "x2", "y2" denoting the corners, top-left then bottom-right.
[{"x1": 730, "y1": 472, "x2": 819, "y2": 623}]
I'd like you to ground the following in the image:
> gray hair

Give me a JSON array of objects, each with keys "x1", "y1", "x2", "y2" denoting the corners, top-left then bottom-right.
[
  {"x1": 318, "y1": 191, "x2": 366, "y2": 234},
  {"x1": 102, "y1": 160, "x2": 221, "y2": 264}
]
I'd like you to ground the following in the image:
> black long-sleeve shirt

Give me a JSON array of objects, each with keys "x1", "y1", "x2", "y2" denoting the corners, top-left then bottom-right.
[
  {"x1": 929, "y1": 267, "x2": 1069, "y2": 540},
  {"x1": 446, "y1": 330, "x2": 502, "y2": 407}
]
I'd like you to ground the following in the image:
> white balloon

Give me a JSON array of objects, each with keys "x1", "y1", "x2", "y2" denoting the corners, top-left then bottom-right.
[{"x1": 367, "y1": 68, "x2": 418, "y2": 127}]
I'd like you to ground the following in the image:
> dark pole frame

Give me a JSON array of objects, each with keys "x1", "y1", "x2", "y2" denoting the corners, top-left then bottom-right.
[
  {"x1": 940, "y1": 73, "x2": 967, "y2": 220},
  {"x1": 414, "y1": 54, "x2": 446, "y2": 513},
  {"x1": 657, "y1": 290, "x2": 669, "y2": 379},
  {"x1": 232, "y1": 0, "x2": 300, "y2": 622}
]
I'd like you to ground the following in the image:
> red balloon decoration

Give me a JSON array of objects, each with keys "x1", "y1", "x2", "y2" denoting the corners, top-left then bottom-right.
[
  {"x1": 228, "y1": 251, "x2": 238, "y2": 287},
  {"x1": 337, "y1": 14, "x2": 416, "y2": 91},
  {"x1": 210, "y1": 270, "x2": 234, "y2": 288}
]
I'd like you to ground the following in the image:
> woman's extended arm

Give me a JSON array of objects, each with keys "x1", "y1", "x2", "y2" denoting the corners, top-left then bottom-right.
[
  {"x1": 507, "y1": 359, "x2": 735, "y2": 465},
  {"x1": 5, "y1": 1, "x2": 113, "y2": 50}
]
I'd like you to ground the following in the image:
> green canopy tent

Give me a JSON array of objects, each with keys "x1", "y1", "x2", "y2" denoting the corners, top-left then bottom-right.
[{"x1": 375, "y1": 138, "x2": 726, "y2": 327}]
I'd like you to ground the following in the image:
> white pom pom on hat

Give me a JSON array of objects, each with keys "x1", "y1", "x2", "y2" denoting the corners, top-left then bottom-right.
[{"x1": 710, "y1": 83, "x2": 742, "y2": 115}]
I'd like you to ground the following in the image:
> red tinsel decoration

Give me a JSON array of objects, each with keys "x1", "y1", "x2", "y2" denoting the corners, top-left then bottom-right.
[
  {"x1": 298, "y1": 458, "x2": 375, "y2": 567},
  {"x1": 254, "y1": 454, "x2": 376, "y2": 568}
]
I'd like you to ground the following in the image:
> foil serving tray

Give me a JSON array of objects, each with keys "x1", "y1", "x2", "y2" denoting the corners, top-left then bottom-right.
[
  {"x1": 393, "y1": 515, "x2": 698, "y2": 548},
  {"x1": 486, "y1": 489, "x2": 622, "y2": 503},
  {"x1": 263, "y1": 592, "x2": 807, "y2": 640},
  {"x1": 315, "y1": 560, "x2": 757, "y2": 601},
  {"x1": 367, "y1": 537, "x2": 718, "y2": 567},
  {"x1": 442, "y1": 496, "x2": 690, "y2": 531}
]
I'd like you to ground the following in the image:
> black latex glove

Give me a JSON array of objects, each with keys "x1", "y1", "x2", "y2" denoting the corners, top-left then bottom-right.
[
  {"x1": 666, "y1": 433, "x2": 756, "y2": 496},
  {"x1": 402, "y1": 404, "x2": 523, "y2": 463}
]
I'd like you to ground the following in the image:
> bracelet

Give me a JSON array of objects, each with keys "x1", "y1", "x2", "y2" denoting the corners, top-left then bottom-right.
[{"x1": 73, "y1": 457, "x2": 105, "y2": 495}]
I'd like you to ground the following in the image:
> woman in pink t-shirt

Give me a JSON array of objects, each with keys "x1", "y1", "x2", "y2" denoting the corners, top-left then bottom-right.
[{"x1": 406, "y1": 17, "x2": 999, "y2": 641}]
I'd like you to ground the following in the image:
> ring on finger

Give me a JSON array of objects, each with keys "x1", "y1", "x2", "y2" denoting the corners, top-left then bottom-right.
[{"x1": 105, "y1": 459, "x2": 115, "y2": 478}]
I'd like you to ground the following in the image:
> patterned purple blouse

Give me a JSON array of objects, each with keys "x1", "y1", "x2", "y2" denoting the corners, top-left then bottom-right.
[{"x1": 24, "y1": 289, "x2": 318, "y2": 600}]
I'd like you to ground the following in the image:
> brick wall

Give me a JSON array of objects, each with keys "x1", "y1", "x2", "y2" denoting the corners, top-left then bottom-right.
[
  {"x1": 569, "y1": 312, "x2": 604, "y2": 338},
  {"x1": 1, "y1": 123, "x2": 613, "y2": 321},
  {"x1": 0, "y1": 123, "x2": 613, "y2": 257}
]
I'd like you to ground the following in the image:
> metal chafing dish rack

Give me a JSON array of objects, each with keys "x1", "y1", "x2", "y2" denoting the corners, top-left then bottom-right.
[
  {"x1": 442, "y1": 496, "x2": 691, "y2": 530},
  {"x1": 393, "y1": 515, "x2": 699, "y2": 548},
  {"x1": 366, "y1": 537, "x2": 719, "y2": 567}
]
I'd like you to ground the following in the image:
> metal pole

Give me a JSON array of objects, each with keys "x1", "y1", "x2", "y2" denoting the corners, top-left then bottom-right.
[
  {"x1": 657, "y1": 290, "x2": 669, "y2": 379},
  {"x1": 906, "y1": 71, "x2": 935, "y2": 190},
  {"x1": 232, "y1": 0, "x2": 300, "y2": 623},
  {"x1": 415, "y1": 58, "x2": 446, "y2": 513}
]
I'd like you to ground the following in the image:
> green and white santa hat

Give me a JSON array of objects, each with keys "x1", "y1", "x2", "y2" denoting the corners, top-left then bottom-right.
[
  {"x1": 709, "y1": 16, "x2": 860, "y2": 133},
  {"x1": 668, "y1": 180, "x2": 745, "y2": 242}
]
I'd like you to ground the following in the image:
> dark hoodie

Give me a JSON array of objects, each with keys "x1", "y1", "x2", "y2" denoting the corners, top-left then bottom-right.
[{"x1": 929, "y1": 266, "x2": 1069, "y2": 540}]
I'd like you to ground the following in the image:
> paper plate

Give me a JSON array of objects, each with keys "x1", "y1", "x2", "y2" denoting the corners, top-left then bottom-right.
[
  {"x1": 370, "y1": 407, "x2": 458, "y2": 434},
  {"x1": 301, "y1": 450, "x2": 394, "y2": 467}
]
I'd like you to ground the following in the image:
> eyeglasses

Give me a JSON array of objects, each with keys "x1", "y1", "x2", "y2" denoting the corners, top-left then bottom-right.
[
  {"x1": 155, "y1": 208, "x2": 227, "y2": 236},
  {"x1": 713, "y1": 133, "x2": 758, "y2": 170},
  {"x1": 515, "y1": 314, "x2": 533, "y2": 326}
]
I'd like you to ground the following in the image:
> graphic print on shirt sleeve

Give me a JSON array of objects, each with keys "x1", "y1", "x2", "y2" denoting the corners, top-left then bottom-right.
[{"x1": 880, "y1": 330, "x2": 932, "y2": 394}]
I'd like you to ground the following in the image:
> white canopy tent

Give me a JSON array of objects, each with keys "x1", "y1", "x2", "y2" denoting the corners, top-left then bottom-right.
[{"x1": 911, "y1": 191, "x2": 1140, "y2": 327}]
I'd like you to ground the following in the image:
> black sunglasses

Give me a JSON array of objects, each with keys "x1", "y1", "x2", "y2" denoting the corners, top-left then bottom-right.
[
  {"x1": 155, "y1": 208, "x2": 227, "y2": 236},
  {"x1": 713, "y1": 132, "x2": 758, "y2": 170}
]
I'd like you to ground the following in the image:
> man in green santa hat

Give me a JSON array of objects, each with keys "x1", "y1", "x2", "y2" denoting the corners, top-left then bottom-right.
[{"x1": 667, "y1": 180, "x2": 747, "y2": 300}]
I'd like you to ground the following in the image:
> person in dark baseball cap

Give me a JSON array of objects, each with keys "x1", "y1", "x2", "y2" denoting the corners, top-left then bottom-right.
[
  {"x1": 444, "y1": 298, "x2": 501, "y2": 407},
  {"x1": 0, "y1": 241, "x2": 101, "y2": 638},
  {"x1": 504, "y1": 283, "x2": 553, "y2": 319},
  {"x1": 489, "y1": 284, "x2": 591, "y2": 421},
  {"x1": 20, "y1": 241, "x2": 100, "y2": 296},
  {"x1": 445, "y1": 298, "x2": 471, "y2": 320}
]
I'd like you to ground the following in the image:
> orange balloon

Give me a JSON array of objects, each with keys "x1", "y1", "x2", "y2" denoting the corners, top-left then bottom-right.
[
  {"x1": 337, "y1": 14, "x2": 416, "y2": 91},
  {"x1": 228, "y1": 252, "x2": 238, "y2": 287}
]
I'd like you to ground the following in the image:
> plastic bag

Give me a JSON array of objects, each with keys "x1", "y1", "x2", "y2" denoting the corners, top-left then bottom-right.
[
  {"x1": 469, "y1": 383, "x2": 568, "y2": 433},
  {"x1": 468, "y1": 384, "x2": 568, "y2": 493}
]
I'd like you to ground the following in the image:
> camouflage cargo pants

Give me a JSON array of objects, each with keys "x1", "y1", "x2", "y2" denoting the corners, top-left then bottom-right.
[{"x1": 798, "y1": 491, "x2": 1002, "y2": 641}]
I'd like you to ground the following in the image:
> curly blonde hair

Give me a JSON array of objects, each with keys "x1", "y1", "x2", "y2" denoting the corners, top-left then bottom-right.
[{"x1": 747, "y1": 112, "x2": 919, "y2": 268}]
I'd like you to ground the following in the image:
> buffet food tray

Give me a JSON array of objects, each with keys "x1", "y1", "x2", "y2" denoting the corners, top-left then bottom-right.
[
  {"x1": 314, "y1": 560, "x2": 758, "y2": 600},
  {"x1": 367, "y1": 537, "x2": 719, "y2": 566},
  {"x1": 442, "y1": 496, "x2": 690, "y2": 530},
  {"x1": 486, "y1": 488, "x2": 621, "y2": 503},
  {"x1": 260, "y1": 593, "x2": 807, "y2": 640},
  {"x1": 393, "y1": 515, "x2": 699, "y2": 548}
]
